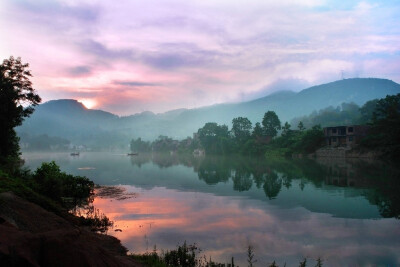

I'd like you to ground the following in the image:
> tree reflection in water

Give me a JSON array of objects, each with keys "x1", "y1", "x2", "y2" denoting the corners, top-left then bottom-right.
[{"x1": 129, "y1": 153, "x2": 400, "y2": 219}]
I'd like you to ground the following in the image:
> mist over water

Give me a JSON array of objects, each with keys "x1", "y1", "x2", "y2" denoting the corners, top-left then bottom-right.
[{"x1": 23, "y1": 152, "x2": 400, "y2": 266}]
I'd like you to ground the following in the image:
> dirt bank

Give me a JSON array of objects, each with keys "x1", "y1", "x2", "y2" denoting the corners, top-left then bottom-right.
[{"x1": 0, "y1": 192, "x2": 142, "y2": 267}]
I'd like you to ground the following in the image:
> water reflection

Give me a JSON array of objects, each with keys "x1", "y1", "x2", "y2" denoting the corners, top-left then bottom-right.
[
  {"x1": 128, "y1": 153, "x2": 400, "y2": 219},
  {"x1": 23, "y1": 152, "x2": 400, "y2": 266}
]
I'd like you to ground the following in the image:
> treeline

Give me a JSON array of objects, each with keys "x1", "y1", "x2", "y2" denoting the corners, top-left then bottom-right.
[
  {"x1": 19, "y1": 133, "x2": 70, "y2": 151},
  {"x1": 130, "y1": 135, "x2": 200, "y2": 153},
  {"x1": 131, "y1": 93, "x2": 400, "y2": 160},
  {"x1": 290, "y1": 100, "x2": 377, "y2": 129},
  {"x1": 131, "y1": 111, "x2": 325, "y2": 157}
]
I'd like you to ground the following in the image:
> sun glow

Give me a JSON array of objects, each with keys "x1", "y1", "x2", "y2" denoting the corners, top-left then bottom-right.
[{"x1": 79, "y1": 99, "x2": 97, "y2": 109}]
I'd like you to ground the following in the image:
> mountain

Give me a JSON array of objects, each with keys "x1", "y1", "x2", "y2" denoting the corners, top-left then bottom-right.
[
  {"x1": 17, "y1": 78, "x2": 400, "y2": 147},
  {"x1": 17, "y1": 100, "x2": 125, "y2": 148}
]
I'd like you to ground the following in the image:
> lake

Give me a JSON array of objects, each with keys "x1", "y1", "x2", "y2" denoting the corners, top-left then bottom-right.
[{"x1": 22, "y1": 152, "x2": 400, "y2": 266}]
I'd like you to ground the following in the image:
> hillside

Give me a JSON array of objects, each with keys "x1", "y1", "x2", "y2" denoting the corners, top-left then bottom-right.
[{"x1": 17, "y1": 78, "x2": 400, "y2": 147}]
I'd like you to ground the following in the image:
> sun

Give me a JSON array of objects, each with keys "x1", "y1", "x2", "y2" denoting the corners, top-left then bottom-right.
[{"x1": 79, "y1": 99, "x2": 97, "y2": 109}]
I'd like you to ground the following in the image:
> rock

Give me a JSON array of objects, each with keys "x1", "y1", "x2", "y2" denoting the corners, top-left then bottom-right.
[{"x1": 0, "y1": 192, "x2": 142, "y2": 266}]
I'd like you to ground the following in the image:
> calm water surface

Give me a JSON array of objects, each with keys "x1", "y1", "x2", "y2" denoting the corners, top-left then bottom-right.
[{"x1": 23, "y1": 152, "x2": 400, "y2": 266}]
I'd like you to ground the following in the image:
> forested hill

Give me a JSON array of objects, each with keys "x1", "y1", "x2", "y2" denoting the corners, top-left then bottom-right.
[{"x1": 17, "y1": 78, "x2": 400, "y2": 147}]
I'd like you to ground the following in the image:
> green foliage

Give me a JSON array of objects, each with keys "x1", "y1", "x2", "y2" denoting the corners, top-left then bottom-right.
[
  {"x1": 232, "y1": 117, "x2": 252, "y2": 144},
  {"x1": 32, "y1": 161, "x2": 94, "y2": 204},
  {"x1": 19, "y1": 133, "x2": 70, "y2": 151},
  {"x1": 240, "y1": 139, "x2": 264, "y2": 155},
  {"x1": 359, "y1": 99, "x2": 378, "y2": 124},
  {"x1": 297, "y1": 121, "x2": 305, "y2": 131},
  {"x1": 265, "y1": 148, "x2": 292, "y2": 158},
  {"x1": 266, "y1": 124, "x2": 324, "y2": 157},
  {"x1": 0, "y1": 170, "x2": 62, "y2": 213},
  {"x1": 252, "y1": 122, "x2": 263, "y2": 138},
  {"x1": 291, "y1": 102, "x2": 362, "y2": 129},
  {"x1": 197, "y1": 122, "x2": 231, "y2": 154},
  {"x1": 361, "y1": 93, "x2": 400, "y2": 160},
  {"x1": 0, "y1": 56, "x2": 41, "y2": 160},
  {"x1": 130, "y1": 137, "x2": 151, "y2": 152},
  {"x1": 294, "y1": 125, "x2": 324, "y2": 154},
  {"x1": 262, "y1": 111, "x2": 281, "y2": 137},
  {"x1": 282, "y1": 122, "x2": 291, "y2": 136}
]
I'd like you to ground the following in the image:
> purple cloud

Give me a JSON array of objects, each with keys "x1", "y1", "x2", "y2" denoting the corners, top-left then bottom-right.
[
  {"x1": 113, "y1": 81, "x2": 158, "y2": 87},
  {"x1": 1, "y1": 0, "x2": 399, "y2": 115},
  {"x1": 67, "y1": 66, "x2": 92, "y2": 76}
]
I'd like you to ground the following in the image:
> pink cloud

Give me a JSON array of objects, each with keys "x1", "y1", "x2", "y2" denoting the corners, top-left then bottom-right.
[{"x1": 1, "y1": 0, "x2": 399, "y2": 115}]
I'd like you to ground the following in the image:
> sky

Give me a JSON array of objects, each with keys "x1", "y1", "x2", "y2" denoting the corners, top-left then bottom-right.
[{"x1": 1, "y1": 0, "x2": 399, "y2": 115}]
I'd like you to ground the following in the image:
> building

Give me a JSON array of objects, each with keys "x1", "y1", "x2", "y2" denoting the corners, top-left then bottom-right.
[{"x1": 323, "y1": 125, "x2": 369, "y2": 147}]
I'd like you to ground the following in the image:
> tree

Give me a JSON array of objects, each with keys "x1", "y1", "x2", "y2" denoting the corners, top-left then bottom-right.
[
  {"x1": 252, "y1": 122, "x2": 263, "y2": 138},
  {"x1": 362, "y1": 93, "x2": 400, "y2": 159},
  {"x1": 231, "y1": 116, "x2": 252, "y2": 144},
  {"x1": 359, "y1": 99, "x2": 378, "y2": 124},
  {"x1": 282, "y1": 121, "x2": 291, "y2": 136},
  {"x1": 295, "y1": 125, "x2": 324, "y2": 153},
  {"x1": 262, "y1": 111, "x2": 281, "y2": 137},
  {"x1": 297, "y1": 121, "x2": 305, "y2": 131},
  {"x1": 197, "y1": 122, "x2": 230, "y2": 154},
  {"x1": 0, "y1": 56, "x2": 41, "y2": 159},
  {"x1": 130, "y1": 137, "x2": 151, "y2": 152}
]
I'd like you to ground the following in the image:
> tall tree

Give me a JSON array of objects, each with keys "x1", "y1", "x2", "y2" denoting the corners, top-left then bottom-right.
[
  {"x1": 282, "y1": 121, "x2": 291, "y2": 136},
  {"x1": 359, "y1": 99, "x2": 378, "y2": 124},
  {"x1": 252, "y1": 122, "x2": 263, "y2": 138},
  {"x1": 364, "y1": 93, "x2": 400, "y2": 159},
  {"x1": 297, "y1": 121, "x2": 305, "y2": 131},
  {"x1": 231, "y1": 117, "x2": 252, "y2": 143},
  {"x1": 262, "y1": 111, "x2": 281, "y2": 137},
  {"x1": 197, "y1": 122, "x2": 230, "y2": 154},
  {"x1": 0, "y1": 56, "x2": 41, "y2": 159}
]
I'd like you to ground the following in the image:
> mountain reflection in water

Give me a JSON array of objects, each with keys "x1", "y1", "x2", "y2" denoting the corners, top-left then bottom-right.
[{"x1": 23, "y1": 152, "x2": 400, "y2": 266}]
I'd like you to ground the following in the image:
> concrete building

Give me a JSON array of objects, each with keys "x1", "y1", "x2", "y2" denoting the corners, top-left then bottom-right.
[{"x1": 323, "y1": 125, "x2": 369, "y2": 147}]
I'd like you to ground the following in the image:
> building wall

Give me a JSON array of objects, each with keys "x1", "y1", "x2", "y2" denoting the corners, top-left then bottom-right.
[{"x1": 324, "y1": 125, "x2": 369, "y2": 148}]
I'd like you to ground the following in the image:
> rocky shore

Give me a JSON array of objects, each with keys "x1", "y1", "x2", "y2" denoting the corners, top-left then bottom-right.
[{"x1": 0, "y1": 192, "x2": 142, "y2": 267}]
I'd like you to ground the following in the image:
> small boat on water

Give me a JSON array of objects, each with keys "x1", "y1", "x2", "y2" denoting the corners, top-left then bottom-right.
[
  {"x1": 70, "y1": 152, "x2": 80, "y2": 156},
  {"x1": 127, "y1": 153, "x2": 138, "y2": 156}
]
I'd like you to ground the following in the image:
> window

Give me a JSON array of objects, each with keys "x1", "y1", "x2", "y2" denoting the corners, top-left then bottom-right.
[
  {"x1": 348, "y1": 127, "x2": 353, "y2": 133},
  {"x1": 332, "y1": 137, "x2": 337, "y2": 142},
  {"x1": 349, "y1": 136, "x2": 353, "y2": 142},
  {"x1": 332, "y1": 128, "x2": 337, "y2": 134}
]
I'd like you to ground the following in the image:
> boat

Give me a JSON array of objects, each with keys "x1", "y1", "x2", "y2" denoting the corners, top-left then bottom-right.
[
  {"x1": 70, "y1": 152, "x2": 80, "y2": 156},
  {"x1": 127, "y1": 153, "x2": 138, "y2": 156}
]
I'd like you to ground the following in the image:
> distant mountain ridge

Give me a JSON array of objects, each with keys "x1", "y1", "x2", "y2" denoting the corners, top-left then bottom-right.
[{"x1": 17, "y1": 78, "x2": 400, "y2": 147}]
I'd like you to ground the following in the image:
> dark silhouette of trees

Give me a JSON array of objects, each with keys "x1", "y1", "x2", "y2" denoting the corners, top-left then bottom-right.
[
  {"x1": 297, "y1": 121, "x2": 305, "y2": 131},
  {"x1": 130, "y1": 137, "x2": 151, "y2": 152},
  {"x1": 282, "y1": 122, "x2": 291, "y2": 136},
  {"x1": 0, "y1": 56, "x2": 41, "y2": 160},
  {"x1": 359, "y1": 99, "x2": 378, "y2": 124},
  {"x1": 263, "y1": 171, "x2": 282, "y2": 200},
  {"x1": 262, "y1": 111, "x2": 281, "y2": 137},
  {"x1": 197, "y1": 122, "x2": 230, "y2": 154},
  {"x1": 362, "y1": 93, "x2": 400, "y2": 159},
  {"x1": 252, "y1": 122, "x2": 263, "y2": 138},
  {"x1": 231, "y1": 116, "x2": 252, "y2": 144},
  {"x1": 232, "y1": 169, "x2": 253, "y2": 192}
]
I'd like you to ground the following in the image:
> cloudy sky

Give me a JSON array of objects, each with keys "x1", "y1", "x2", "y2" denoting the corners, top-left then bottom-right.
[{"x1": 1, "y1": 0, "x2": 399, "y2": 115}]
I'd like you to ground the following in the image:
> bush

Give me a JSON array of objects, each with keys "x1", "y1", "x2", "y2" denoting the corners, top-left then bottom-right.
[{"x1": 32, "y1": 161, "x2": 94, "y2": 204}]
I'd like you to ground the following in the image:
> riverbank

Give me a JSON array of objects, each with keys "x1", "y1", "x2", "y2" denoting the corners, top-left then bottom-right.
[{"x1": 0, "y1": 191, "x2": 142, "y2": 266}]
